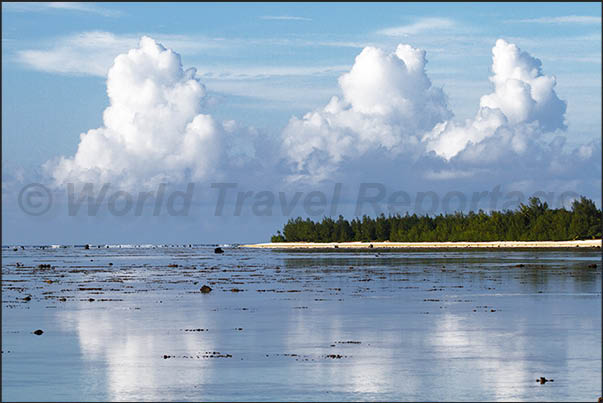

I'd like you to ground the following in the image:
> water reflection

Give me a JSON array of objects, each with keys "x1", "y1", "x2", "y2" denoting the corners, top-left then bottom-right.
[
  {"x1": 2, "y1": 247, "x2": 600, "y2": 401},
  {"x1": 429, "y1": 312, "x2": 530, "y2": 401},
  {"x1": 58, "y1": 303, "x2": 217, "y2": 401}
]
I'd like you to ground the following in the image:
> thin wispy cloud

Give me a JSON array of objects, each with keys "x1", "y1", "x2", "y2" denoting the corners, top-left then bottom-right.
[
  {"x1": 197, "y1": 65, "x2": 349, "y2": 80},
  {"x1": 16, "y1": 31, "x2": 224, "y2": 77},
  {"x1": 17, "y1": 31, "x2": 145, "y2": 76},
  {"x1": 377, "y1": 17, "x2": 456, "y2": 36},
  {"x1": 509, "y1": 15, "x2": 601, "y2": 24},
  {"x1": 205, "y1": 80, "x2": 338, "y2": 106},
  {"x1": 14, "y1": 30, "x2": 368, "y2": 77},
  {"x1": 47, "y1": 2, "x2": 122, "y2": 17},
  {"x1": 260, "y1": 15, "x2": 312, "y2": 21},
  {"x1": 3, "y1": 2, "x2": 122, "y2": 17},
  {"x1": 16, "y1": 37, "x2": 349, "y2": 79}
]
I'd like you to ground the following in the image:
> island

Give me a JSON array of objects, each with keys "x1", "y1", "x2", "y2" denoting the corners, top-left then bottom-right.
[{"x1": 247, "y1": 196, "x2": 602, "y2": 249}]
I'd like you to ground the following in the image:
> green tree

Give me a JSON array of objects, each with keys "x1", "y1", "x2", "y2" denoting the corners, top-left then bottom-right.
[
  {"x1": 272, "y1": 197, "x2": 601, "y2": 243},
  {"x1": 569, "y1": 196, "x2": 602, "y2": 239}
]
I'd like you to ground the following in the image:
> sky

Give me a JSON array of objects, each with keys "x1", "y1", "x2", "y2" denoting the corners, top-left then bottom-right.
[{"x1": 2, "y1": 2, "x2": 601, "y2": 245}]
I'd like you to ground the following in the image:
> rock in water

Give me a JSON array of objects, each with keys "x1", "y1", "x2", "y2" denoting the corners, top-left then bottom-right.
[
  {"x1": 33, "y1": 329, "x2": 44, "y2": 335},
  {"x1": 200, "y1": 285, "x2": 212, "y2": 293},
  {"x1": 537, "y1": 377, "x2": 553, "y2": 384},
  {"x1": 214, "y1": 247, "x2": 224, "y2": 254}
]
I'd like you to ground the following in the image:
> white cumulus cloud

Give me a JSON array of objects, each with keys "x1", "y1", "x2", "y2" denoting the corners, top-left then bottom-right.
[
  {"x1": 281, "y1": 44, "x2": 452, "y2": 181},
  {"x1": 281, "y1": 38, "x2": 598, "y2": 189},
  {"x1": 41, "y1": 35, "x2": 599, "y2": 196},
  {"x1": 424, "y1": 39, "x2": 567, "y2": 160},
  {"x1": 45, "y1": 36, "x2": 223, "y2": 189}
]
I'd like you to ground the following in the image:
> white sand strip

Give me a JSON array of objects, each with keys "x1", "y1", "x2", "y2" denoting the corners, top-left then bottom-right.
[{"x1": 242, "y1": 240, "x2": 602, "y2": 249}]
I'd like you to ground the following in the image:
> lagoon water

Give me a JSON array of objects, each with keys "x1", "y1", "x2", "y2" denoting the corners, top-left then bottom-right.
[{"x1": 2, "y1": 245, "x2": 601, "y2": 401}]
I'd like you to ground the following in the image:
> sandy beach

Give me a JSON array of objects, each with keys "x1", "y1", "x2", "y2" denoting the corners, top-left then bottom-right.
[{"x1": 242, "y1": 239, "x2": 602, "y2": 249}]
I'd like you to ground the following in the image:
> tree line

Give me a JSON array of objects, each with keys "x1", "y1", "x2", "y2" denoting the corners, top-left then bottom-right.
[{"x1": 270, "y1": 196, "x2": 601, "y2": 242}]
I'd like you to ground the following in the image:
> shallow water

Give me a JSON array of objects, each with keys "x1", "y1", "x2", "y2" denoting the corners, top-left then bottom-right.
[{"x1": 2, "y1": 246, "x2": 601, "y2": 401}]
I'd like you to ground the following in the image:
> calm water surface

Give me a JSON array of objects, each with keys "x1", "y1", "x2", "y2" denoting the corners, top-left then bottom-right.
[{"x1": 2, "y1": 246, "x2": 601, "y2": 401}]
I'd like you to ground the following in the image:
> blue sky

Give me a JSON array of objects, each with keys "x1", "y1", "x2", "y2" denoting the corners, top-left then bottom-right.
[{"x1": 2, "y1": 2, "x2": 601, "y2": 244}]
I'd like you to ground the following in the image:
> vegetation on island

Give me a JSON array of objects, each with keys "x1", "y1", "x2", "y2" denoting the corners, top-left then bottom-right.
[{"x1": 270, "y1": 196, "x2": 602, "y2": 243}]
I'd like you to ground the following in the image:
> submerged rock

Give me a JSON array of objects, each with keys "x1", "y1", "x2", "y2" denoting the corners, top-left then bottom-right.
[
  {"x1": 200, "y1": 285, "x2": 212, "y2": 294},
  {"x1": 214, "y1": 247, "x2": 224, "y2": 254},
  {"x1": 33, "y1": 329, "x2": 44, "y2": 335}
]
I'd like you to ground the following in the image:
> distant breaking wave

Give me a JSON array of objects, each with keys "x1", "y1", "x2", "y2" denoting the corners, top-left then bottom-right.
[{"x1": 3, "y1": 244, "x2": 240, "y2": 249}]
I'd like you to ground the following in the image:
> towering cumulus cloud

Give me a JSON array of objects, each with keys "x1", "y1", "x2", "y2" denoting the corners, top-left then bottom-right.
[
  {"x1": 46, "y1": 37, "x2": 597, "y2": 193},
  {"x1": 282, "y1": 39, "x2": 592, "y2": 184},
  {"x1": 46, "y1": 36, "x2": 221, "y2": 189},
  {"x1": 282, "y1": 44, "x2": 452, "y2": 181},
  {"x1": 424, "y1": 39, "x2": 567, "y2": 161}
]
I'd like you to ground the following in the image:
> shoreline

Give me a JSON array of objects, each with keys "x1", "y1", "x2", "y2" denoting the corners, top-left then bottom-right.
[{"x1": 242, "y1": 239, "x2": 602, "y2": 249}]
